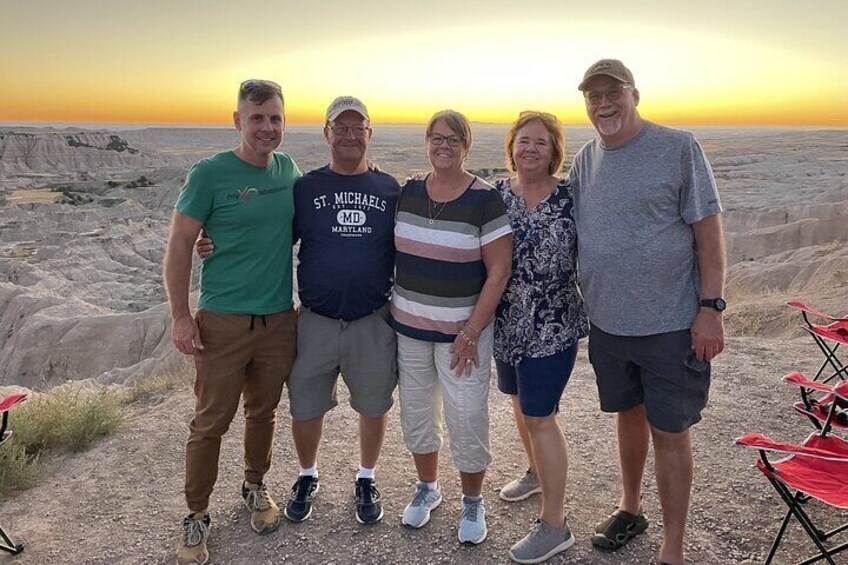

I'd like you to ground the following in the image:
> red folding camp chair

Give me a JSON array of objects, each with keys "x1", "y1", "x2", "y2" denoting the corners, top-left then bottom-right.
[
  {"x1": 0, "y1": 392, "x2": 27, "y2": 555},
  {"x1": 736, "y1": 432, "x2": 848, "y2": 565},
  {"x1": 787, "y1": 301, "x2": 848, "y2": 385},
  {"x1": 784, "y1": 372, "x2": 848, "y2": 436},
  {"x1": 737, "y1": 370, "x2": 848, "y2": 564}
]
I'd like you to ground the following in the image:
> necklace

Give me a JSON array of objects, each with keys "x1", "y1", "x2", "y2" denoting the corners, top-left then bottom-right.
[
  {"x1": 426, "y1": 175, "x2": 476, "y2": 225},
  {"x1": 428, "y1": 197, "x2": 449, "y2": 224}
]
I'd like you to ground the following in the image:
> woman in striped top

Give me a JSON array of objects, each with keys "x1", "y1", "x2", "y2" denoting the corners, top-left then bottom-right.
[{"x1": 391, "y1": 110, "x2": 512, "y2": 544}]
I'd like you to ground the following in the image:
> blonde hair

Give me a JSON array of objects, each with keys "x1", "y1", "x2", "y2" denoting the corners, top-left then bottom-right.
[{"x1": 504, "y1": 111, "x2": 565, "y2": 176}]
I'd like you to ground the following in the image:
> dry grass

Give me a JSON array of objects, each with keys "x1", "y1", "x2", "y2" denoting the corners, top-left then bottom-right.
[
  {"x1": 0, "y1": 439, "x2": 43, "y2": 499},
  {"x1": 12, "y1": 389, "x2": 123, "y2": 453},
  {"x1": 0, "y1": 373, "x2": 192, "y2": 499},
  {"x1": 120, "y1": 370, "x2": 191, "y2": 405}
]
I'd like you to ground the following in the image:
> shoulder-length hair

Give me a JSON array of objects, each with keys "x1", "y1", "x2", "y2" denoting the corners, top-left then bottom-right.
[{"x1": 504, "y1": 111, "x2": 565, "y2": 176}]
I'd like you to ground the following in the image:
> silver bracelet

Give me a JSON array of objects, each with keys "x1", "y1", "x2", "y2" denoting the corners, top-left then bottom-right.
[{"x1": 459, "y1": 329, "x2": 477, "y2": 347}]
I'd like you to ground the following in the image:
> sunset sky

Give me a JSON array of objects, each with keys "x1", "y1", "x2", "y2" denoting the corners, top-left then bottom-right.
[{"x1": 2, "y1": 0, "x2": 846, "y2": 126}]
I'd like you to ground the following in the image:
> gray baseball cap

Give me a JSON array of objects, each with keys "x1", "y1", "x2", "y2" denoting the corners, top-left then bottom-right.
[{"x1": 325, "y1": 96, "x2": 369, "y2": 122}]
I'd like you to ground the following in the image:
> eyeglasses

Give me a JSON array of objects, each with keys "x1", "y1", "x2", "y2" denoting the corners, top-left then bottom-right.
[
  {"x1": 584, "y1": 84, "x2": 633, "y2": 105},
  {"x1": 428, "y1": 133, "x2": 464, "y2": 147},
  {"x1": 327, "y1": 124, "x2": 370, "y2": 137}
]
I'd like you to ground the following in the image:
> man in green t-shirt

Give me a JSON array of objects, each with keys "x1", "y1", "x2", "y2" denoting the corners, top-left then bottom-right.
[{"x1": 163, "y1": 79, "x2": 300, "y2": 565}]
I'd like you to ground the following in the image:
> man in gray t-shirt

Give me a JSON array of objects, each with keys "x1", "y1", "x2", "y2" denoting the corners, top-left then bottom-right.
[{"x1": 570, "y1": 59, "x2": 726, "y2": 565}]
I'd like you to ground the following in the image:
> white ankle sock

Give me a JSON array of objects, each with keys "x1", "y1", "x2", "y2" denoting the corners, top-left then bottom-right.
[
  {"x1": 424, "y1": 480, "x2": 438, "y2": 490},
  {"x1": 299, "y1": 465, "x2": 318, "y2": 477},
  {"x1": 357, "y1": 466, "x2": 375, "y2": 480}
]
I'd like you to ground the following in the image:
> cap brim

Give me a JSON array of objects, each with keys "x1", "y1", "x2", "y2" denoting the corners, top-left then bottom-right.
[
  {"x1": 326, "y1": 108, "x2": 369, "y2": 122},
  {"x1": 578, "y1": 72, "x2": 631, "y2": 91}
]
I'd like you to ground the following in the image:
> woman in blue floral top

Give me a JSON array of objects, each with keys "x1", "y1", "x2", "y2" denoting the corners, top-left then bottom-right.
[{"x1": 493, "y1": 111, "x2": 589, "y2": 564}]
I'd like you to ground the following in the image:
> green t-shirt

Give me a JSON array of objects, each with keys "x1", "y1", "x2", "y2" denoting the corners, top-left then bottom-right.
[{"x1": 175, "y1": 150, "x2": 300, "y2": 314}]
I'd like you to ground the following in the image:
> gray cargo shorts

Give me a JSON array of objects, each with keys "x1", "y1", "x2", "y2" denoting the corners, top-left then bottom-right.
[
  {"x1": 588, "y1": 325, "x2": 710, "y2": 433},
  {"x1": 287, "y1": 305, "x2": 398, "y2": 420}
]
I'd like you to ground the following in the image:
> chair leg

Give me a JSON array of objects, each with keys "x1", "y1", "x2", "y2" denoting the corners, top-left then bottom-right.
[
  {"x1": 811, "y1": 338, "x2": 846, "y2": 384},
  {"x1": 765, "y1": 505, "x2": 793, "y2": 564},
  {"x1": 797, "y1": 540, "x2": 848, "y2": 565},
  {"x1": 768, "y1": 478, "x2": 839, "y2": 565},
  {"x1": 0, "y1": 525, "x2": 23, "y2": 555}
]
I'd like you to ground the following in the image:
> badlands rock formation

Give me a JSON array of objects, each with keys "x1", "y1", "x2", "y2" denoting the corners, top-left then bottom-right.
[
  {"x1": 0, "y1": 132, "x2": 187, "y2": 388},
  {"x1": 0, "y1": 125, "x2": 845, "y2": 388},
  {"x1": 0, "y1": 131, "x2": 170, "y2": 174},
  {"x1": 707, "y1": 128, "x2": 848, "y2": 334}
]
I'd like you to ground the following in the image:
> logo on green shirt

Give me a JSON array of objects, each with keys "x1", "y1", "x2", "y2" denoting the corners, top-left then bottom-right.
[
  {"x1": 237, "y1": 187, "x2": 259, "y2": 202},
  {"x1": 228, "y1": 185, "x2": 288, "y2": 203}
]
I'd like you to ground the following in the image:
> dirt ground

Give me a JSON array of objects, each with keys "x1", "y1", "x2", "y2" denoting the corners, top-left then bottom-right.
[{"x1": 1, "y1": 336, "x2": 846, "y2": 565}]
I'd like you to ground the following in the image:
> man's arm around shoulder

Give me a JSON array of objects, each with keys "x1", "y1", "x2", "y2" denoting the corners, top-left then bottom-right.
[
  {"x1": 690, "y1": 213, "x2": 726, "y2": 362},
  {"x1": 164, "y1": 210, "x2": 205, "y2": 355}
]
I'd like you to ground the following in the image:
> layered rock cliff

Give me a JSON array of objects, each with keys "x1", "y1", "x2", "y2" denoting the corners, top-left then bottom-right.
[{"x1": 0, "y1": 131, "x2": 167, "y2": 173}]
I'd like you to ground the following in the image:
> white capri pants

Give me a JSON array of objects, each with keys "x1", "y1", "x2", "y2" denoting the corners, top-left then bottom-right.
[{"x1": 397, "y1": 324, "x2": 493, "y2": 474}]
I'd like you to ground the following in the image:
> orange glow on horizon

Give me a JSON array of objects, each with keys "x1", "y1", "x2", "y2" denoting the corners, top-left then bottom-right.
[
  {"x1": 5, "y1": 96, "x2": 846, "y2": 128},
  {"x1": 3, "y1": 2, "x2": 846, "y2": 128}
]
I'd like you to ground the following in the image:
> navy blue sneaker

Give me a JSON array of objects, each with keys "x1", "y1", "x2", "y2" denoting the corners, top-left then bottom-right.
[
  {"x1": 284, "y1": 475, "x2": 319, "y2": 522},
  {"x1": 354, "y1": 477, "x2": 384, "y2": 525}
]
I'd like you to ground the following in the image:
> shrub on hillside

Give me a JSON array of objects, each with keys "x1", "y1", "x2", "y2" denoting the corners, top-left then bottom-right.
[
  {"x1": 0, "y1": 439, "x2": 43, "y2": 498},
  {"x1": 0, "y1": 375, "x2": 189, "y2": 499},
  {"x1": 12, "y1": 389, "x2": 123, "y2": 454}
]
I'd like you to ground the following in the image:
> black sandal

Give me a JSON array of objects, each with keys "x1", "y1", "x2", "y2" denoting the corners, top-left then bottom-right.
[{"x1": 591, "y1": 508, "x2": 649, "y2": 551}]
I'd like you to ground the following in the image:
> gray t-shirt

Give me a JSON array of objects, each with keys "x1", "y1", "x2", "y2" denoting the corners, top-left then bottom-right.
[{"x1": 570, "y1": 122, "x2": 722, "y2": 336}]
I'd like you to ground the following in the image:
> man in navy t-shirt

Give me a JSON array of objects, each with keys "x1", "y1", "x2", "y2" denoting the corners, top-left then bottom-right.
[{"x1": 283, "y1": 97, "x2": 400, "y2": 526}]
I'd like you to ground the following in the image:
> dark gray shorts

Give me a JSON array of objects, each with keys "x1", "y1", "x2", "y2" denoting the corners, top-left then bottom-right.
[
  {"x1": 287, "y1": 305, "x2": 398, "y2": 420},
  {"x1": 588, "y1": 325, "x2": 710, "y2": 433}
]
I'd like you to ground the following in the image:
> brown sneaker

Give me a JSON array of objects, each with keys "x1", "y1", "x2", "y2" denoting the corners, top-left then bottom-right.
[
  {"x1": 176, "y1": 512, "x2": 210, "y2": 565},
  {"x1": 242, "y1": 481, "x2": 281, "y2": 534}
]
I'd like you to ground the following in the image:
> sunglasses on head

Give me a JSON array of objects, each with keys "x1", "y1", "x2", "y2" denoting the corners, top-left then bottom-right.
[{"x1": 239, "y1": 79, "x2": 282, "y2": 98}]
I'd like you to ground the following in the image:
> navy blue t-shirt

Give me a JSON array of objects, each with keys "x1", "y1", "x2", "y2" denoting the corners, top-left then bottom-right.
[{"x1": 294, "y1": 166, "x2": 400, "y2": 321}]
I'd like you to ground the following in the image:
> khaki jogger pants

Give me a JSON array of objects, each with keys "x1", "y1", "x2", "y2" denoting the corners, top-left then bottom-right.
[{"x1": 185, "y1": 308, "x2": 297, "y2": 512}]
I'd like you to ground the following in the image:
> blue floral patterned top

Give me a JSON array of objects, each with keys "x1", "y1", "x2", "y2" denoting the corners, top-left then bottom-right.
[{"x1": 493, "y1": 177, "x2": 589, "y2": 365}]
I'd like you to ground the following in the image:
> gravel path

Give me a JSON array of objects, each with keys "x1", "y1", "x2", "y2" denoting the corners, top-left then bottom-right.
[{"x1": 1, "y1": 336, "x2": 845, "y2": 564}]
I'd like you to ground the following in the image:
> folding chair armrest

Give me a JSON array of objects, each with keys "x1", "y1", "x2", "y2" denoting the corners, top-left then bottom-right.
[
  {"x1": 0, "y1": 393, "x2": 27, "y2": 414},
  {"x1": 0, "y1": 393, "x2": 27, "y2": 449},
  {"x1": 735, "y1": 433, "x2": 848, "y2": 462},
  {"x1": 787, "y1": 300, "x2": 848, "y2": 322},
  {"x1": 785, "y1": 372, "x2": 836, "y2": 395},
  {"x1": 786, "y1": 372, "x2": 848, "y2": 401},
  {"x1": 809, "y1": 323, "x2": 848, "y2": 346}
]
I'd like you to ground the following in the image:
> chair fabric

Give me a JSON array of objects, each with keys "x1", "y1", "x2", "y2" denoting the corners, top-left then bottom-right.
[
  {"x1": 0, "y1": 393, "x2": 26, "y2": 414},
  {"x1": 784, "y1": 372, "x2": 848, "y2": 432},
  {"x1": 737, "y1": 433, "x2": 848, "y2": 508},
  {"x1": 787, "y1": 301, "x2": 848, "y2": 384},
  {"x1": 738, "y1": 363, "x2": 848, "y2": 564},
  {"x1": 0, "y1": 392, "x2": 27, "y2": 555}
]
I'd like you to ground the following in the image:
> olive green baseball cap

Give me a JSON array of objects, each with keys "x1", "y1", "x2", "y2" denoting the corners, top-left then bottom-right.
[{"x1": 578, "y1": 59, "x2": 635, "y2": 91}]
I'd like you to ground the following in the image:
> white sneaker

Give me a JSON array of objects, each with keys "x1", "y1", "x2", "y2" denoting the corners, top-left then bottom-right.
[
  {"x1": 401, "y1": 481, "x2": 442, "y2": 528},
  {"x1": 458, "y1": 495, "x2": 487, "y2": 544}
]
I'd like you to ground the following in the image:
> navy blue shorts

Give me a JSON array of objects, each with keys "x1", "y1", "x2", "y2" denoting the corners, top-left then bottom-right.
[
  {"x1": 496, "y1": 343, "x2": 579, "y2": 417},
  {"x1": 588, "y1": 325, "x2": 710, "y2": 433}
]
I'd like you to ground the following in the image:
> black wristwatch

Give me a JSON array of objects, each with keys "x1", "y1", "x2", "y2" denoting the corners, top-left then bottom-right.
[{"x1": 700, "y1": 298, "x2": 727, "y2": 312}]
